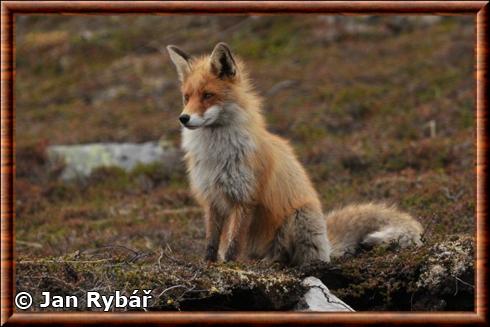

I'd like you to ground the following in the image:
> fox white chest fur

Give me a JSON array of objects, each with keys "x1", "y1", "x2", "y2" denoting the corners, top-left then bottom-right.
[{"x1": 181, "y1": 105, "x2": 257, "y2": 208}]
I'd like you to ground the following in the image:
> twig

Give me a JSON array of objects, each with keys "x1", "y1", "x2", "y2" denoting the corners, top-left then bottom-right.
[
  {"x1": 100, "y1": 244, "x2": 139, "y2": 256},
  {"x1": 157, "y1": 285, "x2": 187, "y2": 298},
  {"x1": 157, "y1": 248, "x2": 164, "y2": 271},
  {"x1": 176, "y1": 285, "x2": 197, "y2": 302},
  {"x1": 128, "y1": 251, "x2": 152, "y2": 263},
  {"x1": 442, "y1": 187, "x2": 464, "y2": 201},
  {"x1": 162, "y1": 244, "x2": 187, "y2": 265},
  {"x1": 453, "y1": 276, "x2": 474, "y2": 289},
  {"x1": 187, "y1": 270, "x2": 200, "y2": 282}
]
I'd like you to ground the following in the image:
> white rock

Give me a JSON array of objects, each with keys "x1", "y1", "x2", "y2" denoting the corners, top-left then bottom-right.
[
  {"x1": 297, "y1": 276, "x2": 354, "y2": 312},
  {"x1": 47, "y1": 141, "x2": 181, "y2": 180}
]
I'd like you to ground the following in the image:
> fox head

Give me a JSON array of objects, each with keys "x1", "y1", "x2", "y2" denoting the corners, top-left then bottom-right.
[{"x1": 167, "y1": 42, "x2": 251, "y2": 130}]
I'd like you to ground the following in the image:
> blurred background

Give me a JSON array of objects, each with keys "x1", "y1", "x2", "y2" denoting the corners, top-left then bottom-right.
[{"x1": 15, "y1": 15, "x2": 475, "y2": 311}]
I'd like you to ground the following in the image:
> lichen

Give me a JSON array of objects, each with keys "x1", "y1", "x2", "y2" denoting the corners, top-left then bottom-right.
[{"x1": 416, "y1": 235, "x2": 474, "y2": 289}]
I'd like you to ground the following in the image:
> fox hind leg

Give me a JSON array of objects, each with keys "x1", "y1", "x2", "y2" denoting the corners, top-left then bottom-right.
[{"x1": 268, "y1": 205, "x2": 331, "y2": 266}]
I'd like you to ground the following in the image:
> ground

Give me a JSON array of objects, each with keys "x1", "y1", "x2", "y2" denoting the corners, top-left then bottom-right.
[{"x1": 15, "y1": 15, "x2": 475, "y2": 311}]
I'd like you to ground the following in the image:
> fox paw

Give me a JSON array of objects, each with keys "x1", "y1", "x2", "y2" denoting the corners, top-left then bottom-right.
[
  {"x1": 204, "y1": 245, "x2": 218, "y2": 262},
  {"x1": 224, "y1": 241, "x2": 239, "y2": 262}
]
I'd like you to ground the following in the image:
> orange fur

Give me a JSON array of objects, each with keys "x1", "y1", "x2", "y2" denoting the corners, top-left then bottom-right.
[
  {"x1": 168, "y1": 43, "x2": 423, "y2": 266},
  {"x1": 180, "y1": 54, "x2": 324, "y2": 260}
]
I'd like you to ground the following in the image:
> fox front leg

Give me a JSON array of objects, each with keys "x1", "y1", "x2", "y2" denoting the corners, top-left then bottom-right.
[
  {"x1": 204, "y1": 206, "x2": 230, "y2": 262},
  {"x1": 224, "y1": 206, "x2": 253, "y2": 262}
]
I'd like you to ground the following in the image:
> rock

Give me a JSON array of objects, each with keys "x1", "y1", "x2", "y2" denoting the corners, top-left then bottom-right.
[
  {"x1": 47, "y1": 141, "x2": 182, "y2": 180},
  {"x1": 296, "y1": 276, "x2": 354, "y2": 312}
]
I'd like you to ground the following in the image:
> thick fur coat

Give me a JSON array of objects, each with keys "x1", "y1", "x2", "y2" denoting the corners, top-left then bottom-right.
[{"x1": 167, "y1": 42, "x2": 423, "y2": 266}]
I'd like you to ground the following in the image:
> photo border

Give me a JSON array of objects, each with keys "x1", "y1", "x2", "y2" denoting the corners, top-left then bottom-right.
[{"x1": 1, "y1": 1, "x2": 487, "y2": 325}]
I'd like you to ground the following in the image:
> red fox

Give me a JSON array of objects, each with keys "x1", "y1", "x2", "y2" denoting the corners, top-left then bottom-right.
[{"x1": 167, "y1": 42, "x2": 423, "y2": 266}]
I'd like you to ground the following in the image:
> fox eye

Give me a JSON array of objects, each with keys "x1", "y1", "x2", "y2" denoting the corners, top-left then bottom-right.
[
  {"x1": 203, "y1": 92, "x2": 214, "y2": 100},
  {"x1": 183, "y1": 94, "x2": 189, "y2": 104}
]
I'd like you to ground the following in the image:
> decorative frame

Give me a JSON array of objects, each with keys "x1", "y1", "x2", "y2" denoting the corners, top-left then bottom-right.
[{"x1": 1, "y1": 1, "x2": 487, "y2": 325}]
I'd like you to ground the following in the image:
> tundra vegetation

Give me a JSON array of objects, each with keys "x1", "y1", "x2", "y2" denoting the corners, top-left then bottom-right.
[{"x1": 15, "y1": 15, "x2": 474, "y2": 311}]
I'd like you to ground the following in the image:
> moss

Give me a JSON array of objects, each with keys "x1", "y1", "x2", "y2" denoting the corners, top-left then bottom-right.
[{"x1": 16, "y1": 255, "x2": 305, "y2": 311}]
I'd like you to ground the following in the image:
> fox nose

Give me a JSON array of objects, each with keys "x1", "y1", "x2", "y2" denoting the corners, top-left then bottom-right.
[{"x1": 179, "y1": 114, "x2": 190, "y2": 125}]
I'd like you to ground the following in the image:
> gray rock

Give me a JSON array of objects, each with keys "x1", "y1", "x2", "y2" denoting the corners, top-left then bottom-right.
[
  {"x1": 47, "y1": 140, "x2": 182, "y2": 180},
  {"x1": 296, "y1": 276, "x2": 354, "y2": 312}
]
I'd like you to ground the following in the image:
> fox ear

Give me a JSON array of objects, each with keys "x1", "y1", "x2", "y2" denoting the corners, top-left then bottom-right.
[
  {"x1": 167, "y1": 45, "x2": 192, "y2": 83},
  {"x1": 210, "y1": 42, "x2": 236, "y2": 79}
]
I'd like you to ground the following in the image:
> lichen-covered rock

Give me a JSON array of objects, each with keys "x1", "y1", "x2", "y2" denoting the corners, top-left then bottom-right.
[{"x1": 47, "y1": 141, "x2": 182, "y2": 180}]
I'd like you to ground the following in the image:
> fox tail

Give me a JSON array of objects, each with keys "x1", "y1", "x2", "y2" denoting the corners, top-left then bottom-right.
[{"x1": 325, "y1": 202, "x2": 423, "y2": 258}]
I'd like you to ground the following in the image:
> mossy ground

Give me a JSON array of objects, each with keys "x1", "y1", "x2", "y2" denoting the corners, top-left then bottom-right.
[{"x1": 15, "y1": 15, "x2": 475, "y2": 311}]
